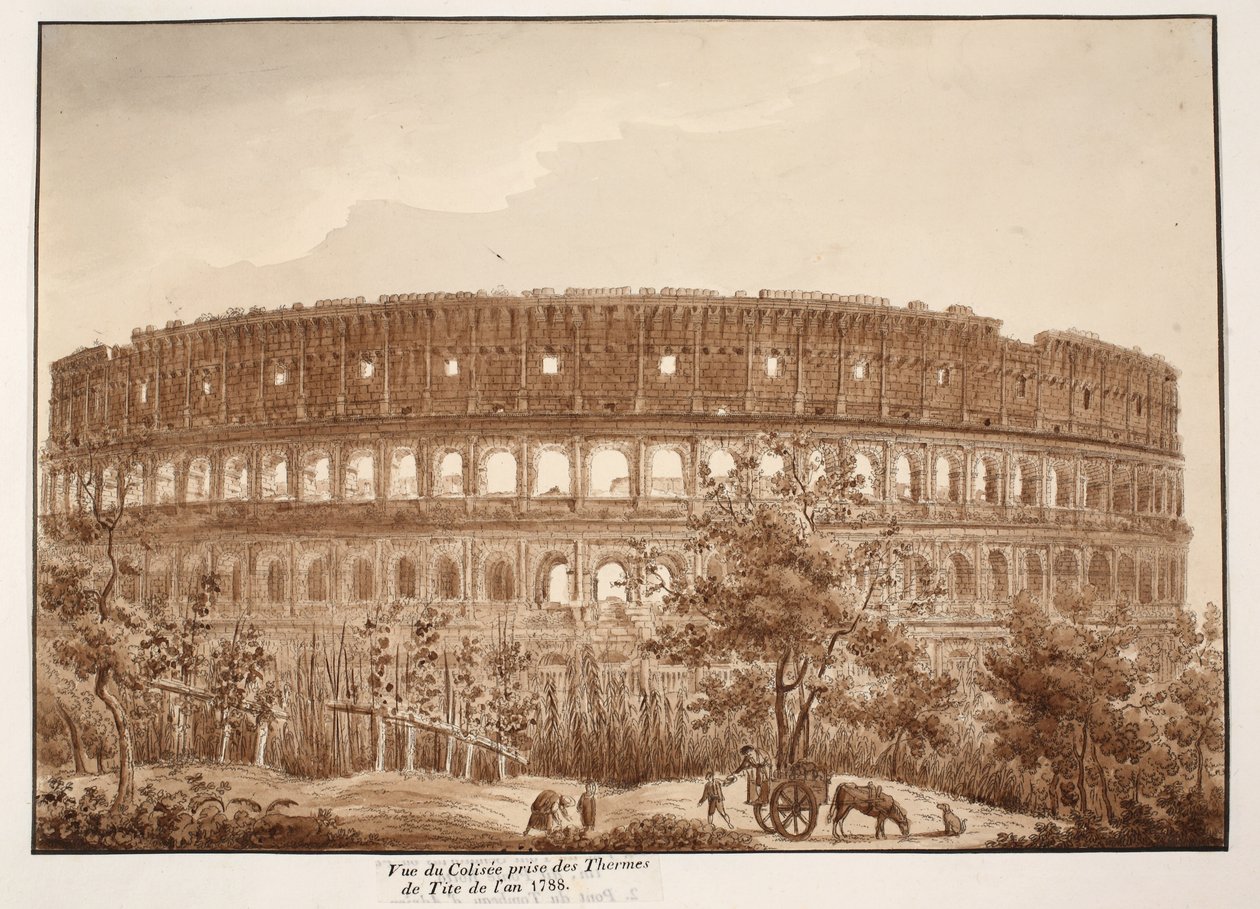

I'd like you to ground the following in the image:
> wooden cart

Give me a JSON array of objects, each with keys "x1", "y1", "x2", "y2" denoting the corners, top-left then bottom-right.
[{"x1": 749, "y1": 762, "x2": 831, "y2": 840}]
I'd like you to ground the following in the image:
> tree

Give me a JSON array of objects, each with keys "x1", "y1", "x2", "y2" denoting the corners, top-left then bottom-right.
[
  {"x1": 978, "y1": 589, "x2": 1147, "y2": 819},
  {"x1": 638, "y1": 431, "x2": 920, "y2": 769},
  {"x1": 1159, "y1": 604, "x2": 1224, "y2": 795},
  {"x1": 38, "y1": 430, "x2": 153, "y2": 810}
]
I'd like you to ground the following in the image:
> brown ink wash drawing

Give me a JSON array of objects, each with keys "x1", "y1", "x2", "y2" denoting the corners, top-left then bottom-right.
[{"x1": 33, "y1": 19, "x2": 1225, "y2": 854}]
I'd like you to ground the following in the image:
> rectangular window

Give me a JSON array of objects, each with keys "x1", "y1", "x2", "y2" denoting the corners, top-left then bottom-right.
[
  {"x1": 139, "y1": 380, "x2": 149, "y2": 404},
  {"x1": 542, "y1": 356, "x2": 559, "y2": 374},
  {"x1": 765, "y1": 355, "x2": 781, "y2": 378},
  {"x1": 274, "y1": 366, "x2": 288, "y2": 386},
  {"x1": 359, "y1": 358, "x2": 374, "y2": 379},
  {"x1": 659, "y1": 354, "x2": 677, "y2": 375},
  {"x1": 445, "y1": 358, "x2": 459, "y2": 377}
]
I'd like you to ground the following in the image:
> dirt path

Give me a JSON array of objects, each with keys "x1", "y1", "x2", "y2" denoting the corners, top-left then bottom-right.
[{"x1": 51, "y1": 765, "x2": 1045, "y2": 851}]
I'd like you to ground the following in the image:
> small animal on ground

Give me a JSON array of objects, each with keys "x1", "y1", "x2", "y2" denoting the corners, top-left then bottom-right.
[{"x1": 937, "y1": 802, "x2": 966, "y2": 836}]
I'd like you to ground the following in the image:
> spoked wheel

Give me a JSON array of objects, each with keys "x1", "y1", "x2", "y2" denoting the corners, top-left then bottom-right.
[
  {"x1": 752, "y1": 803, "x2": 777, "y2": 834},
  {"x1": 769, "y1": 780, "x2": 818, "y2": 841}
]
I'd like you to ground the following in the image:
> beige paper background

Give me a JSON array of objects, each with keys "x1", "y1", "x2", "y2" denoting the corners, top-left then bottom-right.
[{"x1": 4, "y1": 2, "x2": 1255, "y2": 906}]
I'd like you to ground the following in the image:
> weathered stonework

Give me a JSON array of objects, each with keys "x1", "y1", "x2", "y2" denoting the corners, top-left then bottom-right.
[{"x1": 42, "y1": 287, "x2": 1190, "y2": 689}]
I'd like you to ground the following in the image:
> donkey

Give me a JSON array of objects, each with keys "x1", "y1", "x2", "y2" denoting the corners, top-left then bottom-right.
[{"x1": 828, "y1": 782, "x2": 911, "y2": 839}]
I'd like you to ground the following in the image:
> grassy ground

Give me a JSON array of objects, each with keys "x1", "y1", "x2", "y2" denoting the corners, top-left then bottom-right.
[{"x1": 44, "y1": 763, "x2": 1047, "y2": 851}]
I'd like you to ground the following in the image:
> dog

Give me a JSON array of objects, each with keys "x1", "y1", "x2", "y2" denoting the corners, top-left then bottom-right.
[{"x1": 937, "y1": 802, "x2": 966, "y2": 836}]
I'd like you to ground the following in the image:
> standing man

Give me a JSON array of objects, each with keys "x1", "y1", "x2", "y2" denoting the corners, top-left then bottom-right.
[
  {"x1": 577, "y1": 781, "x2": 598, "y2": 832},
  {"x1": 697, "y1": 770, "x2": 735, "y2": 828},
  {"x1": 731, "y1": 744, "x2": 772, "y2": 806}
]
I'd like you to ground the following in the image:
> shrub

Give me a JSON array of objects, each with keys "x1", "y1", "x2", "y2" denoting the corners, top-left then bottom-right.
[{"x1": 527, "y1": 814, "x2": 763, "y2": 852}]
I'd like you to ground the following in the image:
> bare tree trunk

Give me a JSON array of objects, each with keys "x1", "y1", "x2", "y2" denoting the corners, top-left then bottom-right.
[
  {"x1": 95, "y1": 666, "x2": 134, "y2": 810},
  {"x1": 1076, "y1": 723, "x2": 1090, "y2": 815},
  {"x1": 1092, "y1": 743, "x2": 1114, "y2": 824},
  {"x1": 773, "y1": 655, "x2": 791, "y2": 770},
  {"x1": 55, "y1": 699, "x2": 88, "y2": 774}
]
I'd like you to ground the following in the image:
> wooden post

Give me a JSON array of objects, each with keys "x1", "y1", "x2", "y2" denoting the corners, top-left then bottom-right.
[
  {"x1": 497, "y1": 753, "x2": 507, "y2": 781},
  {"x1": 375, "y1": 714, "x2": 387, "y2": 772},
  {"x1": 444, "y1": 734, "x2": 455, "y2": 775},
  {"x1": 463, "y1": 740, "x2": 475, "y2": 779},
  {"x1": 219, "y1": 719, "x2": 232, "y2": 763},
  {"x1": 172, "y1": 702, "x2": 187, "y2": 761},
  {"x1": 405, "y1": 725, "x2": 416, "y2": 772}
]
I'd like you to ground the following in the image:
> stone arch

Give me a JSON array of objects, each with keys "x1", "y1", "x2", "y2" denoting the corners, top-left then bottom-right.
[
  {"x1": 757, "y1": 450, "x2": 785, "y2": 497},
  {"x1": 343, "y1": 448, "x2": 376, "y2": 500},
  {"x1": 1138, "y1": 559, "x2": 1154, "y2": 604},
  {"x1": 258, "y1": 553, "x2": 288, "y2": 605},
  {"x1": 588, "y1": 444, "x2": 632, "y2": 498},
  {"x1": 901, "y1": 551, "x2": 933, "y2": 600},
  {"x1": 1136, "y1": 467, "x2": 1153, "y2": 514},
  {"x1": 648, "y1": 445, "x2": 686, "y2": 497},
  {"x1": 1053, "y1": 549, "x2": 1080, "y2": 598},
  {"x1": 1157, "y1": 554, "x2": 1170, "y2": 602},
  {"x1": 1049, "y1": 461, "x2": 1075, "y2": 508},
  {"x1": 482, "y1": 447, "x2": 518, "y2": 496},
  {"x1": 342, "y1": 553, "x2": 376, "y2": 603},
  {"x1": 1023, "y1": 551, "x2": 1045, "y2": 601},
  {"x1": 595, "y1": 559, "x2": 629, "y2": 602},
  {"x1": 431, "y1": 552, "x2": 462, "y2": 601},
  {"x1": 484, "y1": 555, "x2": 516, "y2": 602},
  {"x1": 146, "y1": 555, "x2": 173, "y2": 604},
  {"x1": 215, "y1": 552, "x2": 244, "y2": 606},
  {"x1": 260, "y1": 449, "x2": 290, "y2": 500},
  {"x1": 1154, "y1": 470, "x2": 1168, "y2": 514},
  {"x1": 1012, "y1": 456, "x2": 1040, "y2": 506},
  {"x1": 1083, "y1": 460, "x2": 1108, "y2": 510},
  {"x1": 972, "y1": 452, "x2": 1002, "y2": 504},
  {"x1": 395, "y1": 555, "x2": 419, "y2": 599},
  {"x1": 388, "y1": 447, "x2": 419, "y2": 499},
  {"x1": 300, "y1": 449, "x2": 333, "y2": 501},
  {"x1": 1118, "y1": 553, "x2": 1137, "y2": 601},
  {"x1": 434, "y1": 449, "x2": 464, "y2": 497},
  {"x1": 302, "y1": 552, "x2": 330, "y2": 603},
  {"x1": 219, "y1": 454, "x2": 248, "y2": 501},
  {"x1": 533, "y1": 446, "x2": 572, "y2": 496},
  {"x1": 705, "y1": 446, "x2": 737, "y2": 482},
  {"x1": 933, "y1": 451, "x2": 963, "y2": 503},
  {"x1": 123, "y1": 460, "x2": 145, "y2": 506},
  {"x1": 186, "y1": 456, "x2": 212, "y2": 502},
  {"x1": 987, "y1": 549, "x2": 1010, "y2": 601},
  {"x1": 849, "y1": 444, "x2": 883, "y2": 499},
  {"x1": 945, "y1": 550, "x2": 976, "y2": 602},
  {"x1": 1088, "y1": 551, "x2": 1112, "y2": 601},
  {"x1": 893, "y1": 450, "x2": 923, "y2": 502},
  {"x1": 533, "y1": 550, "x2": 572, "y2": 604},
  {"x1": 155, "y1": 460, "x2": 179, "y2": 504},
  {"x1": 1112, "y1": 465, "x2": 1134, "y2": 512}
]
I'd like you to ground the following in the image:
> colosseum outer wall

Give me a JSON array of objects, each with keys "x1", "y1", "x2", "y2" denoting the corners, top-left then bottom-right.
[{"x1": 40, "y1": 287, "x2": 1191, "y2": 689}]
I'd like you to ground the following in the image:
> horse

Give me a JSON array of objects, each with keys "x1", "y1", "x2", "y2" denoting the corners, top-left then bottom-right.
[{"x1": 828, "y1": 782, "x2": 911, "y2": 839}]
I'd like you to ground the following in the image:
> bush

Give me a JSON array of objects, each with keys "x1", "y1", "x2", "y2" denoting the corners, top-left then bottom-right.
[
  {"x1": 527, "y1": 814, "x2": 763, "y2": 852},
  {"x1": 34, "y1": 773, "x2": 373, "y2": 851}
]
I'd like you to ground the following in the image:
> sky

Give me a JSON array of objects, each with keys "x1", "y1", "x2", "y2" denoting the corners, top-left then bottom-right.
[{"x1": 35, "y1": 18, "x2": 1221, "y2": 604}]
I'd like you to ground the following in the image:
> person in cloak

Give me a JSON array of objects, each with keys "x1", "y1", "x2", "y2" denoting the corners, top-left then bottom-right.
[
  {"x1": 523, "y1": 789, "x2": 575, "y2": 835},
  {"x1": 577, "y1": 781, "x2": 598, "y2": 832}
]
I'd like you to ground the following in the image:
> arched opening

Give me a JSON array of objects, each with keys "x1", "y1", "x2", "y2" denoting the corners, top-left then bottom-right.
[
  {"x1": 1053, "y1": 550, "x2": 1080, "y2": 598},
  {"x1": 947, "y1": 553, "x2": 975, "y2": 602},
  {"x1": 1088, "y1": 552, "x2": 1112, "y2": 601},
  {"x1": 186, "y1": 458, "x2": 211, "y2": 502},
  {"x1": 1136, "y1": 469, "x2": 1152, "y2": 514},
  {"x1": 485, "y1": 451, "x2": 518, "y2": 496},
  {"x1": 397, "y1": 557, "x2": 417, "y2": 599},
  {"x1": 350, "y1": 557, "x2": 374, "y2": 602},
  {"x1": 645, "y1": 564, "x2": 673, "y2": 605},
  {"x1": 1118, "y1": 554, "x2": 1136, "y2": 601},
  {"x1": 934, "y1": 455, "x2": 961, "y2": 503},
  {"x1": 438, "y1": 452, "x2": 464, "y2": 496},
  {"x1": 1024, "y1": 552, "x2": 1045, "y2": 600},
  {"x1": 1138, "y1": 561, "x2": 1153, "y2": 604},
  {"x1": 434, "y1": 556, "x2": 461, "y2": 600},
  {"x1": 1158, "y1": 556, "x2": 1169, "y2": 602},
  {"x1": 228, "y1": 562, "x2": 242, "y2": 605},
  {"x1": 344, "y1": 452, "x2": 375, "y2": 500},
  {"x1": 1013, "y1": 458, "x2": 1039, "y2": 506},
  {"x1": 707, "y1": 449, "x2": 736, "y2": 481},
  {"x1": 301, "y1": 453, "x2": 331, "y2": 501},
  {"x1": 545, "y1": 562, "x2": 570, "y2": 604},
  {"x1": 649, "y1": 449, "x2": 685, "y2": 497},
  {"x1": 973, "y1": 457, "x2": 999, "y2": 504},
  {"x1": 894, "y1": 455, "x2": 920, "y2": 502},
  {"x1": 902, "y1": 554, "x2": 933, "y2": 600},
  {"x1": 590, "y1": 450, "x2": 630, "y2": 497},
  {"x1": 155, "y1": 461, "x2": 178, "y2": 504},
  {"x1": 757, "y1": 452, "x2": 785, "y2": 497},
  {"x1": 222, "y1": 457, "x2": 248, "y2": 501},
  {"x1": 1084, "y1": 461, "x2": 1107, "y2": 510},
  {"x1": 389, "y1": 449, "x2": 418, "y2": 499},
  {"x1": 1112, "y1": 468, "x2": 1133, "y2": 512},
  {"x1": 148, "y1": 563, "x2": 172, "y2": 604},
  {"x1": 261, "y1": 453, "x2": 289, "y2": 500},
  {"x1": 595, "y1": 561, "x2": 628, "y2": 601},
  {"x1": 265, "y1": 560, "x2": 287, "y2": 604},
  {"x1": 307, "y1": 558, "x2": 328, "y2": 602},
  {"x1": 534, "y1": 449, "x2": 571, "y2": 496},
  {"x1": 853, "y1": 452, "x2": 876, "y2": 498},
  {"x1": 1051, "y1": 464, "x2": 1074, "y2": 508},
  {"x1": 987, "y1": 550, "x2": 1010, "y2": 601},
  {"x1": 123, "y1": 463, "x2": 144, "y2": 506},
  {"x1": 485, "y1": 559, "x2": 515, "y2": 602},
  {"x1": 1154, "y1": 474, "x2": 1167, "y2": 514}
]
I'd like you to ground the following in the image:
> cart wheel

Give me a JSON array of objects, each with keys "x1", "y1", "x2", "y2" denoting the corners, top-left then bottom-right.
[
  {"x1": 770, "y1": 781, "x2": 818, "y2": 840},
  {"x1": 752, "y1": 803, "x2": 776, "y2": 834}
]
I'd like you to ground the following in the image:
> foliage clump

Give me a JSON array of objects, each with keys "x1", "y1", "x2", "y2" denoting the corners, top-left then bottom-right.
[{"x1": 528, "y1": 814, "x2": 763, "y2": 852}]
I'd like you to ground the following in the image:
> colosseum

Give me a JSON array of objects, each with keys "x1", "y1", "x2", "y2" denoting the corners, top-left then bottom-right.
[{"x1": 40, "y1": 286, "x2": 1191, "y2": 689}]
